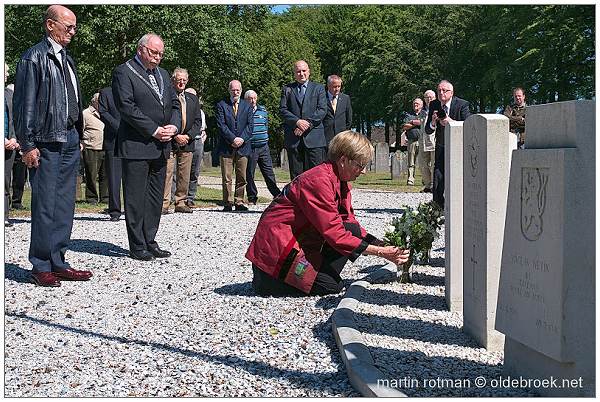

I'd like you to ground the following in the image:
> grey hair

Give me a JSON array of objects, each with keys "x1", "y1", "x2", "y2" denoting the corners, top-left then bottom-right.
[
  {"x1": 244, "y1": 90, "x2": 257, "y2": 99},
  {"x1": 137, "y1": 33, "x2": 161, "y2": 48},
  {"x1": 327, "y1": 75, "x2": 342, "y2": 86},
  {"x1": 171, "y1": 67, "x2": 188, "y2": 79}
]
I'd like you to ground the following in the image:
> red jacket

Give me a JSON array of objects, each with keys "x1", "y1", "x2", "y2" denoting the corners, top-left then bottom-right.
[{"x1": 245, "y1": 161, "x2": 369, "y2": 285}]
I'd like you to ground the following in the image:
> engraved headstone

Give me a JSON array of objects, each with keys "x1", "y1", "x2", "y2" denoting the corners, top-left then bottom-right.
[
  {"x1": 444, "y1": 121, "x2": 464, "y2": 311},
  {"x1": 390, "y1": 152, "x2": 407, "y2": 180},
  {"x1": 374, "y1": 142, "x2": 389, "y2": 172},
  {"x1": 280, "y1": 148, "x2": 289, "y2": 172},
  {"x1": 462, "y1": 114, "x2": 517, "y2": 351},
  {"x1": 495, "y1": 100, "x2": 595, "y2": 396}
]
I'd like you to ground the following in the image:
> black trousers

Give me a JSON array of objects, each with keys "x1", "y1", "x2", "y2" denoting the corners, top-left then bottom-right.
[
  {"x1": 287, "y1": 141, "x2": 327, "y2": 180},
  {"x1": 252, "y1": 222, "x2": 363, "y2": 297},
  {"x1": 246, "y1": 144, "x2": 280, "y2": 202},
  {"x1": 122, "y1": 157, "x2": 167, "y2": 252},
  {"x1": 4, "y1": 149, "x2": 15, "y2": 220},
  {"x1": 104, "y1": 148, "x2": 122, "y2": 218},
  {"x1": 11, "y1": 152, "x2": 27, "y2": 206},
  {"x1": 433, "y1": 143, "x2": 445, "y2": 209}
]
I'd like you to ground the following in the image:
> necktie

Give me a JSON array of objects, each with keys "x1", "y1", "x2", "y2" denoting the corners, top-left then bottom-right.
[
  {"x1": 147, "y1": 69, "x2": 160, "y2": 95},
  {"x1": 178, "y1": 92, "x2": 187, "y2": 131},
  {"x1": 233, "y1": 100, "x2": 238, "y2": 117},
  {"x1": 60, "y1": 49, "x2": 79, "y2": 126},
  {"x1": 299, "y1": 84, "x2": 306, "y2": 100},
  {"x1": 331, "y1": 96, "x2": 337, "y2": 113},
  {"x1": 443, "y1": 105, "x2": 449, "y2": 115}
]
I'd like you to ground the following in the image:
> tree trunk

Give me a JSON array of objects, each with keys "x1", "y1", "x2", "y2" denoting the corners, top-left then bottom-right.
[{"x1": 384, "y1": 121, "x2": 390, "y2": 144}]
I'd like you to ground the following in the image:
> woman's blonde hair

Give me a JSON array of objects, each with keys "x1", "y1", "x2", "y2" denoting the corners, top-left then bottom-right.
[{"x1": 327, "y1": 130, "x2": 374, "y2": 166}]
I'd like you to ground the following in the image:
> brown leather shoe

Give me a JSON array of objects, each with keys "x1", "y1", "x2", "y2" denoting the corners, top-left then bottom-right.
[
  {"x1": 174, "y1": 205, "x2": 192, "y2": 213},
  {"x1": 53, "y1": 268, "x2": 93, "y2": 281},
  {"x1": 31, "y1": 272, "x2": 61, "y2": 287}
]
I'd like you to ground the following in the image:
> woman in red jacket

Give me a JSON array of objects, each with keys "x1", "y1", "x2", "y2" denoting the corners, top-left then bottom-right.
[{"x1": 245, "y1": 130, "x2": 410, "y2": 296}]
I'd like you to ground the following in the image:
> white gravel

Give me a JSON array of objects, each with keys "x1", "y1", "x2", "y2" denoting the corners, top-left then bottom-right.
[{"x1": 4, "y1": 188, "x2": 431, "y2": 397}]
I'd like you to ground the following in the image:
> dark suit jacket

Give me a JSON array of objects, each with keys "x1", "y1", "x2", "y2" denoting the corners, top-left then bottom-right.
[
  {"x1": 215, "y1": 97, "x2": 253, "y2": 157},
  {"x1": 323, "y1": 92, "x2": 352, "y2": 144},
  {"x1": 98, "y1": 86, "x2": 120, "y2": 152},
  {"x1": 171, "y1": 90, "x2": 203, "y2": 153},
  {"x1": 112, "y1": 58, "x2": 181, "y2": 160},
  {"x1": 279, "y1": 80, "x2": 327, "y2": 149},
  {"x1": 425, "y1": 96, "x2": 471, "y2": 147}
]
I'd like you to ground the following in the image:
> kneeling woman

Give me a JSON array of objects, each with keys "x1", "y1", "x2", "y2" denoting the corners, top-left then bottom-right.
[{"x1": 245, "y1": 130, "x2": 410, "y2": 296}]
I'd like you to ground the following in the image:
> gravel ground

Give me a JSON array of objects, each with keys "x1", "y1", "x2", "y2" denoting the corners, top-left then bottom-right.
[
  {"x1": 4, "y1": 188, "x2": 429, "y2": 397},
  {"x1": 354, "y1": 241, "x2": 536, "y2": 397}
]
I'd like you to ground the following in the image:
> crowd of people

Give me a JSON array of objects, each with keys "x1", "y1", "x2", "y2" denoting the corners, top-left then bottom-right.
[{"x1": 5, "y1": 5, "x2": 527, "y2": 295}]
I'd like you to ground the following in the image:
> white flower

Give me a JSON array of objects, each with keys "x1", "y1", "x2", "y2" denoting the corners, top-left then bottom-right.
[{"x1": 385, "y1": 225, "x2": 396, "y2": 233}]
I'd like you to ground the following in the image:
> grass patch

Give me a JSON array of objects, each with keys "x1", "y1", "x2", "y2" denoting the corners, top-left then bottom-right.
[
  {"x1": 9, "y1": 185, "x2": 270, "y2": 217},
  {"x1": 202, "y1": 166, "x2": 427, "y2": 192}
]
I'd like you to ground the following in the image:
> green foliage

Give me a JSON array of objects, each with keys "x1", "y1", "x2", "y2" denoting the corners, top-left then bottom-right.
[
  {"x1": 384, "y1": 201, "x2": 443, "y2": 261},
  {"x1": 5, "y1": 4, "x2": 594, "y2": 152}
]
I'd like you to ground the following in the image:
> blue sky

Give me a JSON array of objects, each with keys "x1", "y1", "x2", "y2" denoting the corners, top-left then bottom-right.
[{"x1": 271, "y1": 5, "x2": 290, "y2": 13}]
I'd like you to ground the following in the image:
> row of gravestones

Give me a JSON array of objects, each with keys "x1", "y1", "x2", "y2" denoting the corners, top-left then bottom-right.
[
  {"x1": 280, "y1": 143, "x2": 410, "y2": 179},
  {"x1": 443, "y1": 101, "x2": 594, "y2": 397}
]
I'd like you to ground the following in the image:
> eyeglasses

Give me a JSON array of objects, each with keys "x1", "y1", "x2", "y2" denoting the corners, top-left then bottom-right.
[
  {"x1": 174, "y1": 78, "x2": 188, "y2": 83},
  {"x1": 143, "y1": 45, "x2": 164, "y2": 59},
  {"x1": 51, "y1": 19, "x2": 77, "y2": 33},
  {"x1": 438, "y1": 88, "x2": 453, "y2": 93},
  {"x1": 350, "y1": 159, "x2": 368, "y2": 171}
]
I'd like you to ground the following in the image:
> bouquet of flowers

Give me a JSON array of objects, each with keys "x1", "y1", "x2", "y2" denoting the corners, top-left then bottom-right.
[{"x1": 383, "y1": 201, "x2": 443, "y2": 283}]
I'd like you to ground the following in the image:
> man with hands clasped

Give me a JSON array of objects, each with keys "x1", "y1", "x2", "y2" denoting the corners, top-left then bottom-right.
[{"x1": 112, "y1": 33, "x2": 181, "y2": 261}]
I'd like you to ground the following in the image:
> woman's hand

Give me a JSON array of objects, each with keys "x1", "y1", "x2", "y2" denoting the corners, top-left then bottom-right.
[{"x1": 378, "y1": 246, "x2": 410, "y2": 265}]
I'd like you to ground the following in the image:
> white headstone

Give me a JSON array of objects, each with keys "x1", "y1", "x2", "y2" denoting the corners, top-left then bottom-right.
[
  {"x1": 374, "y1": 142, "x2": 389, "y2": 172},
  {"x1": 444, "y1": 121, "x2": 464, "y2": 312},
  {"x1": 462, "y1": 114, "x2": 517, "y2": 351},
  {"x1": 390, "y1": 152, "x2": 401, "y2": 180},
  {"x1": 280, "y1": 148, "x2": 289, "y2": 172},
  {"x1": 202, "y1": 152, "x2": 212, "y2": 169},
  {"x1": 495, "y1": 100, "x2": 595, "y2": 396}
]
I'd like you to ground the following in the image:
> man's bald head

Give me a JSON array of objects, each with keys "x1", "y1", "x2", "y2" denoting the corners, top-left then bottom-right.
[
  {"x1": 293, "y1": 60, "x2": 310, "y2": 84},
  {"x1": 44, "y1": 5, "x2": 77, "y2": 47}
]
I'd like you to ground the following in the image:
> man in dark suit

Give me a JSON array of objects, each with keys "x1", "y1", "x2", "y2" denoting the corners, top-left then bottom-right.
[
  {"x1": 280, "y1": 60, "x2": 328, "y2": 179},
  {"x1": 162, "y1": 67, "x2": 202, "y2": 214},
  {"x1": 112, "y1": 33, "x2": 181, "y2": 261},
  {"x1": 13, "y1": 5, "x2": 92, "y2": 286},
  {"x1": 215, "y1": 80, "x2": 253, "y2": 212},
  {"x1": 323, "y1": 74, "x2": 352, "y2": 146},
  {"x1": 425, "y1": 79, "x2": 471, "y2": 209},
  {"x1": 98, "y1": 86, "x2": 122, "y2": 222}
]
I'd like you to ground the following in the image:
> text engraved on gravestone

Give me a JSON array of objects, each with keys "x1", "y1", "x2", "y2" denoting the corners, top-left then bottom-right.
[
  {"x1": 465, "y1": 132, "x2": 483, "y2": 303},
  {"x1": 521, "y1": 167, "x2": 549, "y2": 241}
]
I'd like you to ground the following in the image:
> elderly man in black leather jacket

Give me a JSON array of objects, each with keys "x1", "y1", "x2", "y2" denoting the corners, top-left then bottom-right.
[{"x1": 13, "y1": 5, "x2": 92, "y2": 287}]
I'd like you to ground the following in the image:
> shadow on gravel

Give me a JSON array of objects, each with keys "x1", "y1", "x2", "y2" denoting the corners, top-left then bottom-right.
[
  {"x1": 411, "y1": 271, "x2": 445, "y2": 287},
  {"x1": 5, "y1": 311, "x2": 356, "y2": 396},
  {"x1": 5, "y1": 218, "x2": 29, "y2": 224},
  {"x1": 202, "y1": 209, "x2": 264, "y2": 214},
  {"x1": 353, "y1": 207, "x2": 406, "y2": 214},
  {"x1": 68, "y1": 239, "x2": 128, "y2": 257},
  {"x1": 426, "y1": 257, "x2": 445, "y2": 267},
  {"x1": 314, "y1": 294, "x2": 343, "y2": 310},
  {"x1": 353, "y1": 312, "x2": 476, "y2": 348},
  {"x1": 367, "y1": 346, "x2": 528, "y2": 397},
  {"x1": 4, "y1": 263, "x2": 32, "y2": 284},
  {"x1": 358, "y1": 263, "x2": 387, "y2": 274},
  {"x1": 72, "y1": 216, "x2": 112, "y2": 222},
  {"x1": 213, "y1": 281, "x2": 255, "y2": 296},
  {"x1": 359, "y1": 289, "x2": 446, "y2": 311}
]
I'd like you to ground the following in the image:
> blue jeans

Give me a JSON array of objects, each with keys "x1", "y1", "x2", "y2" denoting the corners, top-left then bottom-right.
[
  {"x1": 246, "y1": 144, "x2": 280, "y2": 202},
  {"x1": 29, "y1": 129, "x2": 79, "y2": 272}
]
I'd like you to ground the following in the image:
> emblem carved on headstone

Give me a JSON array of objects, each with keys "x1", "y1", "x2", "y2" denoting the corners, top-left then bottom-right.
[
  {"x1": 521, "y1": 167, "x2": 549, "y2": 241},
  {"x1": 469, "y1": 132, "x2": 479, "y2": 177}
]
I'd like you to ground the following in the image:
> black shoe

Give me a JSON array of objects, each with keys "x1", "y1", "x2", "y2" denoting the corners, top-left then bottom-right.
[
  {"x1": 149, "y1": 247, "x2": 171, "y2": 258},
  {"x1": 248, "y1": 199, "x2": 258, "y2": 206},
  {"x1": 222, "y1": 205, "x2": 233, "y2": 212},
  {"x1": 5, "y1": 220, "x2": 13, "y2": 227},
  {"x1": 129, "y1": 250, "x2": 155, "y2": 261},
  {"x1": 421, "y1": 187, "x2": 432, "y2": 193},
  {"x1": 235, "y1": 204, "x2": 249, "y2": 211},
  {"x1": 109, "y1": 215, "x2": 120, "y2": 222},
  {"x1": 11, "y1": 203, "x2": 24, "y2": 210}
]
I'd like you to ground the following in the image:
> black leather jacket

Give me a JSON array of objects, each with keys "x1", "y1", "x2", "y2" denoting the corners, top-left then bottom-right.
[{"x1": 13, "y1": 37, "x2": 83, "y2": 153}]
